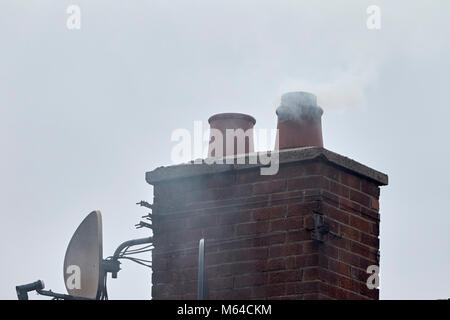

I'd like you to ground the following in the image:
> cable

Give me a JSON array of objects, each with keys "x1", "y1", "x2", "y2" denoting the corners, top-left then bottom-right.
[
  {"x1": 122, "y1": 244, "x2": 153, "y2": 253},
  {"x1": 120, "y1": 249, "x2": 153, "y2": 257},
  {"x1": 120, "y1": 244, "x2": 153, "y2": 257},
  {"x1": 117, "y1": 256, "x2": 152, "y2": 268},
  {"x1": 99, "y1": 272, "x2": 108, "y2": 300}
]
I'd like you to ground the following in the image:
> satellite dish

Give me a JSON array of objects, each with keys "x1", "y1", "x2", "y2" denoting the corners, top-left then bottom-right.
[{"x1": 63, "y1": 210, "x2": 103, "y2": 299}]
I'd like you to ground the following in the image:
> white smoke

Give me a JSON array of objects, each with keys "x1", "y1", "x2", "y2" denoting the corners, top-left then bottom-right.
[{"x1": 277, "y1": 65, "x2": 378, "y2": 111}]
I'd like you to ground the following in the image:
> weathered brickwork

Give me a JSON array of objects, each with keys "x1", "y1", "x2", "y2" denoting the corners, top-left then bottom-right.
[{"x1": 149, "y1": 155, "x2": 386, "y2": 300}]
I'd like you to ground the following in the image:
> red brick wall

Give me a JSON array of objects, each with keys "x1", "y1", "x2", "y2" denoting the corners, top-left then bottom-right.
[{"x1": 150, "y1": 159, "x2": 381, "y2": 300}]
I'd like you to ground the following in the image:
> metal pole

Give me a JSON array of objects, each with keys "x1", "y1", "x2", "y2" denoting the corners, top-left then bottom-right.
[{"x1": 198, "y1": 238, "x2": 206, "y2": 300}]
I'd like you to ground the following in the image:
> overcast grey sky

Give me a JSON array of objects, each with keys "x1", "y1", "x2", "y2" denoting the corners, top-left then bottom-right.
[{"x1": 1, "y1": 0, "x2": 449, "y2": 299}]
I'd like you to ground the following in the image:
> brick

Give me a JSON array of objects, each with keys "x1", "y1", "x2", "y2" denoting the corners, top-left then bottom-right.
[
  {"x1": 371, "y1": 223, "x2": 379, "y2": 236},
  {"x1": 269, "y1": 243, "x2": 303, "y2": 258},
  {"x1": 303, "y1": 267, "x2": 319, "y2": 281},
  {"x1": 360, "y1": 206, "x2": 380, "y2": 221},
  {"x1": 187, "y1": 194, "x2": 269, "y2": 212},
  {"x1": 319, "y1": 269, "x2": 341, "y2": 287},
  {"x1": 234, "y1": 273, "x2": 267, "y2": 288},
  {"x1": 173, "y1": 254, "x2": 197, "y2": 268},
  {"x1": 325, "y1": 217, "x2": 339, "y2": 235},
  {"x1": 323, "y1": 203, "x2": 349, "y2": 225},
  {"x1": 287, "y1": 175, "x2": 329, "y2": 192},
  {"x1": 207, "y1": 264, "x2": 233, "y2": 277},
  {"x1": 179, "y1": 281, "x2": 197, "y2": 295},
  {"x1": 159, "y1": 217, "x2": 187, "y2": 232},
  {"x1": 269, "y1": 270, "x2": 302, "y2": 283},
  {"x1": 329, "y1": 259, "x2": 351, "y2": 277},
  {"x1": 186, "y1": 214, "x2": 218, "y2": 229},
  {"x1": 209, "y1": 277, "x2": 234, "y2": 290},
  {"x1": 340, "y1": 225, "x2": 361, "y2": 242},
  {"x1": 271, "y1": 295, "x2": 302, "y2": 300},
  {"x1": 253, "y1": 180, "x2": 286, "y2": 194},
  {"x1": 175, "y1": 268, "x2": 197, "y2": 282},
  {"x1": 228, "y1": 261, "x2": 266, "y2": 275},
  {"x1": 360, "y1": 233, "x2": 379, "y2": 248},
  {"x1": 287, "y1": 230, "x2": 311, "y2": 242},
  {"x1": 330, "y1": 180, "x2": 350, "y2": 198},
  {"x1": 286, "y1": 283, "x2": 296, "y2": 295},
  {"x1": 304, "y1": 215, "x2": 315, "y2": 230},
  {"x1": 370, "y1": 198, "x2": 379, "y2": 211},
  {"x1": 236, "y1": 221, "x2": 269, "y2": 235},
  {"x1": 152, "y1": 257, "x2": 168, "y2": 270},
  {"x1": 296, "y1": 281, "x2": 319, "y2": 294},
  {"x1": 236, "y1": 169, "x2": 270, "y2": 184},
  {"x1": 361, "y1": 179, "x2": 380, "y2": 199},
  {"x1": 213, "y1": 237, "x2": 252, "y2": 251},
  {"x1": 209, "y1": 289, "x2": 233, "y2": 300},
  {"x1": 232, "y1": 287, "x2": 253, "y2": 299},
  {"x1": 303, "y1": 189, "x2": 323, "y2": 201},
  {"x1": 350, "y1": 241, "x2": 371, "y2": 257},
  {"x1": 253, "y1": 206, "x2": 286, "y2": 220},
  {"x1": 286, "y1": 256, "x2": 296, "y2": 269},
  {"x1": 233, "y1": 248, "x2": 268, "y2": 261},
  {"x1": 339, "y1": 198, "x2": 361, "y2": 215},
  {"x1": 360, "y1": 285, "x2": 379, "y2": 300},
  {"x1": 151, "y1": 284, "x2": 174, "y2": 297},
  {"x1": 253, "y1": 233, "x2": 286, "y2": 246},
  {"x1": 317, "y1": 283, "x2": 333, "y2": 299},
  {"x1": 340, "y1": 171, "x2": 361, "y2": 190},
  {"x1": 321, "y1": 163, "x2": 340, "y2": 181},
  {"x1": 287, "y1": 202, "x2": 319, "y2": 217},
  {"x1": 153, "y1": 271, "x2": 172, "y2": 283},
  {"x1": 339, "y1": 249, "x2": 360, "y2": 267},
  {"x1": 203, "y1": 225, "x2": 235, "y2": 240},
  {"x1": 270, "y1": 217, "x2": 303, "y2": 232},
  {"x1": 250, "y1": 287, "x2": 268, "y2": 299},
  {"x1": 350, "y1": 190, "x2": 371, "y2": 208},
  {"x1": 265, "y1": 258, "x2": 286, "y2": 271},
  {"x1": 259, "y1": 284, "x2": 286, "y2": 297},
  {"x1": 349, "y1": 215, "x2": 371, "y2": 233},
  {"x1": 320, "y1": 244, "x2": 339, "y2": 259},
  {"x1": 303, "y1": 241, "x2": 320, "y2": 254},
  {"x1": 276, "y1": 164, "x2": 306, "y2": 178},
  {"x1": 321, "y1": 191, "x2": 340, "y2": 207},
  {"x1": 329, "y1": 285, "x2": 350, "y2": 299},
  {"x1": 301, "y1": 161, "x2": 323, "y2": 175},
  {"x1": 359, "y1": 257, "x2": 377, "y2": 270},
  {"x1": 338, "y1": 277, "x2": 357, "y2": 292},
  {"x1": 271, "y1": 191, "x2": 304, "y2": 205},
  {"x1": 218, "y1": 210, "x2": 253, "y2": 225},
  {"x1": 295, "y1": 254, "x2": 319, "y2": 268},
  {"x1": 205, "y1": 251, "x2": 233, "y2": 265}
]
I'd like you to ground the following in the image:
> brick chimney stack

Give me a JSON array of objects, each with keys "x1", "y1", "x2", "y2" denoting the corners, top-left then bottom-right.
[{"x1": 146, "y1": 94, "x2": 388, "y2": 300}]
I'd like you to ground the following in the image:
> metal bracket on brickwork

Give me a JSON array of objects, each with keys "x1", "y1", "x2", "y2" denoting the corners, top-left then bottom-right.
[
  {"x1": 306, "y1": 214, "x2": 341, "y2": 242},
  {"x1": 135, "y1": 200, "x2": 153, "y2": 230}
]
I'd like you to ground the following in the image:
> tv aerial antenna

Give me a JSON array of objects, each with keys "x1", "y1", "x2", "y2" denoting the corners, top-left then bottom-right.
[{"x1": 16, "y1": 201, "x2": 153, "y2": 300}]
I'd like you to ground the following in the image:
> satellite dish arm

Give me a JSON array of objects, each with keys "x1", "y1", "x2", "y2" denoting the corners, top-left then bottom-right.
[
  {"x1": 36, "y1": 288, "x2": 92, "y2": 300},
  {"x1": 112, "y1": 236, "x2": 153, "y2": 260},
  {"x1": 16, "y1": 280, "x2": 92, "y2": 300},
  {"x1": 101, "y1": 236, "x2": 153, "y2": 279}
]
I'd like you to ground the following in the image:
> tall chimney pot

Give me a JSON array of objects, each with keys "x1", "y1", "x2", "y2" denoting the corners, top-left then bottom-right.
[{"x1": 275, "y1": 91, "x2": 324, "y2": 150}]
